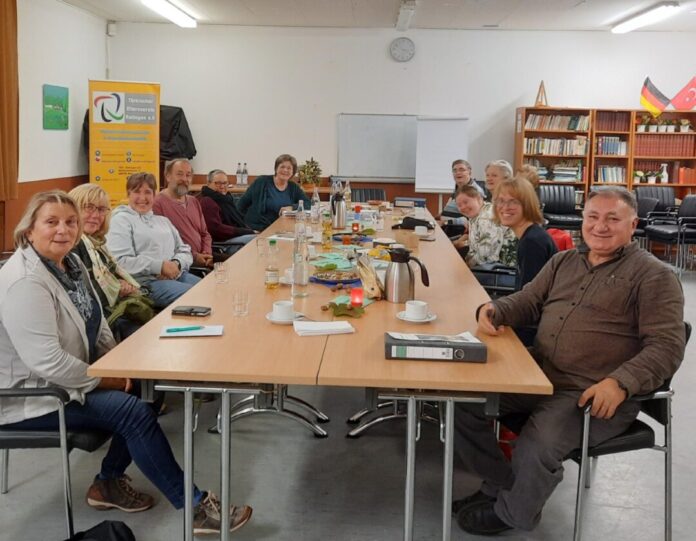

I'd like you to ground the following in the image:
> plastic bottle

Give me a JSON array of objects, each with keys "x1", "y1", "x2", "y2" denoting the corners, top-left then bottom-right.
[
  {"x1": 235, "y1": 163, "x2": 242, "y2": 185},
  {"x1": 264, "y1": 239, "x2": 279, "y2": 289},
  {"x1": 310, "y1": 187, "x2": 321, "y2": 224},
  {"x1": 344, "y1": 179, "x2": 352, "y2": 206},
  {"x1": 292, "y1": 234, "x2": 309, "y2": 298},
  {"x1": 241, "y1": 163, "x2": 248, "y2": 185}
]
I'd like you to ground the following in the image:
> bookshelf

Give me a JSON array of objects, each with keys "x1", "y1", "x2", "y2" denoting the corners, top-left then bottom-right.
[{"x1": 514, "y1": 107, "x2": 696, "y2": 197}]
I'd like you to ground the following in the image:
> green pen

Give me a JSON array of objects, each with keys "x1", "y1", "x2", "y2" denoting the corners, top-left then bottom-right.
[{"x1": 166, "y1": 325, "x2": 205, "y2": 333}]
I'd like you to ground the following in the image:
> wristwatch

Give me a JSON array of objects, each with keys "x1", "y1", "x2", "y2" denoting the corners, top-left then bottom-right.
[{"x1": 171, "y1": 259, "x2": 181, "y2": 271}]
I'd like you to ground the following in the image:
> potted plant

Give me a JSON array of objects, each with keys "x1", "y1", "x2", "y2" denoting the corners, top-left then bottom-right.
[
  {"x1": 646, "y1": 170, "x2": 658, "y2": 184},
  {"x1": 665, "y1": 119, "x2": 676, "y2": 133},
  {"x1": 633, "y1": 170, "x2": 645, "y2": 184},
  {"x1": 680, "y1": 119, "x2": 692, "y2": 133},
  {"x1": 297, "y1": 157, "x2": 323, "y2": 186},
  {"x1": 648, "y1": 117, "x2": 658, "y2": 133},
  {"x1": 657, "y1": 118, "x2": 668, "y2": 133},
  {"x1": 637, "y1": 115, "x2": 651, "y2": 133}
]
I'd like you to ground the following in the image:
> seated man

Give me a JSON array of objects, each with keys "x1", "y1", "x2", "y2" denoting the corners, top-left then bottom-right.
[
  {"x1": 153, "y1": 158, "x2": 215, "y2": 267},
  {"x1": 454, "y1": 187, "x2": 685, "y2": 536},
  {"x1": 198, "y1": 169, "x2": 256, "y2": 256}
]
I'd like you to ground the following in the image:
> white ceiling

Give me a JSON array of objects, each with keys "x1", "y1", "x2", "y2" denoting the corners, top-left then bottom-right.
[{"x1": 60, "y1": 0, "x2": 696, "y2": 31}]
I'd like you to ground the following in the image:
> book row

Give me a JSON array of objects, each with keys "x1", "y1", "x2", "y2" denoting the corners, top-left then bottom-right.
[
  {"x1": 633, "y1": 134, "x2": 696, "y2": 157},
  {"x1": 595, "y1": 136, "x2": 627, "y2": 156},
  {"x1": 523, "y1": 136, "x2": 588, "y2": 156},
  {"x1": 594, "y1": 111, "x2": 631, "y2": 132},
  {"x1": 595, "y1": 166, "x2": 626, "y2": 183},
  {"x1": 524, "y1": 114, "x2": 590, "y2": 132}
]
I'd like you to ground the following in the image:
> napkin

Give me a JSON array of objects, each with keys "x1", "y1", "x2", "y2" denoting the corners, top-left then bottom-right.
[
  {"x1": 293, "y1": 321, "x2": 355, "y2": 336},
  {"x1": 331, "y1": 295, "x2": 375, "y2": 307}
]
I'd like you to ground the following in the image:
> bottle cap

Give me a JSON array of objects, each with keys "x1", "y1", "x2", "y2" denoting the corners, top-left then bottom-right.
[{"x1": 269, "y1": 239, "x2": 277, "y2": 246}]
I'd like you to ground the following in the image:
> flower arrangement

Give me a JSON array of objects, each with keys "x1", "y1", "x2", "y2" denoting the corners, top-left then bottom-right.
[{"x1": 297, "y1": 157, "x2": 323, "y2": 186}]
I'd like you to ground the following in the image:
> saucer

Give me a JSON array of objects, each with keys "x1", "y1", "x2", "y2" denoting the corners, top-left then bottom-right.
[
  {"x1": 396, "y1": 311, "x2": 437, "y2": 323},
  {"x1": 265, "y1": 312, "x2": 298, "y2": 325}
]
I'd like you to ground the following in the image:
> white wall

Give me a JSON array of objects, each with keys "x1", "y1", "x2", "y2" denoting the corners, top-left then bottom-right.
[
  {"x1": 18, "y1": 0, "x2": 105, "y2": 182},
  {"x1": 108, "y1": 23, "x2": 696, "y2": 180}
]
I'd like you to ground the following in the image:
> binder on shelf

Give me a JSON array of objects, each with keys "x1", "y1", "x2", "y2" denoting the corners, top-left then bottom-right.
[{"x1": 384, "y1": 331, "x2": 487, "y2": 363}]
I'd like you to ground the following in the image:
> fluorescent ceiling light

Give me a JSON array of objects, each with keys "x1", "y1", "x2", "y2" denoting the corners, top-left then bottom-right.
[
  {"x1": 396, "y1": 0, "x2": 416, "y2": 32},
  {"x1": 611, "y1": 2, "x2": 680, "y2": 34},
  {"x1": 141, "y1": 0, "x2": 197, "y2": 28}
]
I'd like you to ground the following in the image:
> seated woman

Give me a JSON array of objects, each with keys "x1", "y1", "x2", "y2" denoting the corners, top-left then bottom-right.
[
  {"x1": 69, "y1": 184, "x2": 154, "y2": 341},
  {"x1": 198, "y1": 169, "x2": 256, "y2": 255},
  {"x1": 516, "y1": 163, "x2": 540, "y2": 191},
  {"x1": 454, "y1": 185, "x2": 517, "y2": 268},
  {"x1": 438, "y1": 159, "x2": 485, "y2": 228},
  {"x1": 0, "y1": 190, "x2": 251, "y2": 535},
  {"x1": 484, "y1": 159, "x2": 513, "y2": 200},
  {"x1": 237, "y1": 154, "x2": 312, "y2": 231},
  {"x1": 106, "y1": 172, "x2": 200, "y2": 309},
  {"x1": 493, "y1": 176, "x2": 557, "y2": 291}
]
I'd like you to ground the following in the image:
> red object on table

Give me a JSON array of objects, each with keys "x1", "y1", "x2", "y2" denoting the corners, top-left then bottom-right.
[
  {"x1": 351, "y1": 222, "x2": 360, "y2": 233},
  {"x1": 350, "y1": 287, "x2": 364, "y2": 307},
  {"x1": 342, "y1": 234, "x2": 352, "y2": 245},
  {"x1": 354, "y1": 205, "x2": 362, "y2": 213}
]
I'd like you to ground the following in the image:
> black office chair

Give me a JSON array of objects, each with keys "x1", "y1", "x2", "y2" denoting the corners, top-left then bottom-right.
[
  {"x1": 500, "y1": 322, "x2": 691, "y2": 541},
  {"x1": 351, "y1": 188, "x2": 386, "y2": 203},
  {"x1": 538, "y1": 185, "x2": 583, "y2": 230},
  {"x1": 634, "y1": 185, "x2": 677, "y2": 212},
  {"x1": 470, "y1": 263, "x2": 517, "y2": 298},
  {"x1": 0, "y1": 387, "x2": 111, "y2": 538},
  {"x1": 644, "y1": 195, "x2": 696, "y2": 273},
  {"x1": 632, "y1": 196, "x2": 659, "y2": 248}
]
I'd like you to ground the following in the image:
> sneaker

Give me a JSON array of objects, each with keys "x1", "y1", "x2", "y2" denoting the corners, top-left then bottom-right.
[
  {"x1": 193, "y1": 492, "x2": 252, "y2": 536},
  {"x1": 451, "y1": 490, "x2": 496, "y2": 516},
  {"x1": 86, "y1": 475, "x2": 155, "y2": 513}
]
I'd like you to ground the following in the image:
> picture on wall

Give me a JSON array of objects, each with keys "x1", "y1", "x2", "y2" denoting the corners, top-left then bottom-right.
[{"x1": 43, "y1": 84, "x2": 69, "y2": 130}]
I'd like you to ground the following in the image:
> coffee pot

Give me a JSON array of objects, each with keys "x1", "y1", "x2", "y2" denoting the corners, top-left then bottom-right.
[
  {"x1": 331, "y1": 191, "x2": 346, "y2": 229},
  {"x1": 384, "y1": 247, "x2": 430, "y2": 303}
]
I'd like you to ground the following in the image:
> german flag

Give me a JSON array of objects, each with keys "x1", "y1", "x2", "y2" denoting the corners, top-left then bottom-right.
[{"x1": 640, "y1": 77, "x2": 670, "y2": 117}]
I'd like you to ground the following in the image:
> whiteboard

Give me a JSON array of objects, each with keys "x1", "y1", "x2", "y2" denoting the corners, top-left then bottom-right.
[
  {"x1": 415, "y1": 117, "x2": 469, "y2": 194},
  {"x1": 337, "y1": 114, "x2": 417, "y2": 179}
]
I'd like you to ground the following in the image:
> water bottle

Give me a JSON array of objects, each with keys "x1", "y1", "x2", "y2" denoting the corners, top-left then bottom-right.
[
  {"x1": 295, "y1": 200, "x2": 306, "y2": 239},
  {"x1": 235, "y1": 163, "x2": 242, "y2": 185},
  {"x1": 264, "y1": 239, "x2": 280, "y2": 289},
  {"x1": 310, "y1": 187, "x2": 321, "y2": 224},
  {"x1": 344, "y1": 179, "x2": 352, "y2": 206},
  {"x1": 292, "y1": 234, "x2": 309, "y2": 298},
  {"x1": 242, "y1": 163, "x2": 248, "y2": 185}
]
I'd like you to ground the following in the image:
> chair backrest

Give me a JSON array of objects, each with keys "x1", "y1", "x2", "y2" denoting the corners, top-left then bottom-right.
[
  {"x1": 538, "y1": 185, "x2": 576, "y2": 214},
  {"x1": 636, "y1": 196, "x2": 659, "y2": 219},
  {"x1": 641, "y1": 321, "x2": 691, "y2": 425},
  {"x1": 634, "y1": 186, "x2": 676, "y2": 212},
  {"x1": 352, "y1": 188, "x2": 387, "y2": 203},
  {"x1": 677, "y1": 195, "x2": 696, "y2": 218}
]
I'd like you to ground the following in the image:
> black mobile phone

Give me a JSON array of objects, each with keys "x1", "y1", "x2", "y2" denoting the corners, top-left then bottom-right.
[{"x1": 171, "y1": 305, "x2": 212, "y2": 317}]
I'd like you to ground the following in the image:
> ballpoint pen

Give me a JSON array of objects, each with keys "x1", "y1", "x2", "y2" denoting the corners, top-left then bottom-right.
[{"x1": 166, "y1": 325, "x2": 205, "y2": 333}]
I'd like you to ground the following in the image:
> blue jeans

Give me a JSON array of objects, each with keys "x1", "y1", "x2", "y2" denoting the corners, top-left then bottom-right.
[
  {"x1": 146, "y1": 271, "x2": 201, "y2": 308},
  {"x1": 219, "y1": 234, "x2": 256, "y2": 256},
  {"x1": 3, "y1": 389, "x2": 201, "y2": 509}
]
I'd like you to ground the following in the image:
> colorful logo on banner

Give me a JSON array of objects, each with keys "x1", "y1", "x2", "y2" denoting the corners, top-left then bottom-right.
[
  {"x1": 88, "y1": 80, "x2": 160, "y2": 206},
  {"x1": 641, "y1": 76, "x2": 696, "y2": 117}
]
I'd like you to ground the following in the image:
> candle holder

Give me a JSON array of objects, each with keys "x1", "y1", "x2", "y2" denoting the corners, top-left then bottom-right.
[
  {"x1": 351, "y1": 222, "x2": 360, "y2": 233},
  {"x1": 350, "y1": 287, "x2": 364, "y2": 307}
]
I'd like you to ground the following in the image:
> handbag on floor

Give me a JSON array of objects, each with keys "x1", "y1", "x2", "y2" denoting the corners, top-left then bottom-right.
[{"x1": 63, "y1": 520, "x2": 135, "y2": 541}]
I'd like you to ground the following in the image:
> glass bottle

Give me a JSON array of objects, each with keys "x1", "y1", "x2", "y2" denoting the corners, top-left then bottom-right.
[
  {"x1": 344, "y1": 179, "x2": 352, "y2": 206},
  {"x1": 321, "y1": 211, "x2": 333, "y2": 251},
  {"x1": 241, "y1": 163, "x2": 248, "y2": 185},
  {"x1": 235, "y1": 163, "x2": 242, "y2": 185},
  {"x1": 310, "y1": 186, "x2": 321, "y2": 224},
  {"x1": 292, "y1": 234, "x2": 309, "y2": 298},
  {"x1": 264, "y1": 239, "x2": 280, "y2": 289}
]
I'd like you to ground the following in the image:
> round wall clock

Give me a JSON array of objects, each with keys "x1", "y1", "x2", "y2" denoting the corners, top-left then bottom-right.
[{"x1": 389, "y1": 37, "x2": 415, "y2": 62}]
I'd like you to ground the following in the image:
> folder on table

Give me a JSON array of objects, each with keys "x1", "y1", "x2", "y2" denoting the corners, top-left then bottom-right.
[{"x1": 384, "y1": 331, "x2": 487, "y2": 363}]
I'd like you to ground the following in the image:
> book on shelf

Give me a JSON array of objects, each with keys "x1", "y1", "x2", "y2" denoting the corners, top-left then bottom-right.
[
  {"x1": 595, "y1": 111, "x2": 630, "y2": 132},
  {"x1": 679, "y1": 167, "x2": 696, "y2": 184},
  {"x1": 595, "y1": 136, "x2": 627, "y2": 156},
  {"x1": 523, "y1": 136, "x2": 587, "y2": 156},
  {"x1": 524, "y1": 158, "x2": 549, "y2": 180},
  {"x1": 595, "y1": 166, "x2": 626, "y2": 183},
  {"x1": 524, "y1": 114, "x2": 590, "y2": 131},
  {"x1": 549, "y1": 160, "x2": 583, "y2": 181},
  {"x1": 634, "y1": 134, "x2": 696, "y2": 157}
]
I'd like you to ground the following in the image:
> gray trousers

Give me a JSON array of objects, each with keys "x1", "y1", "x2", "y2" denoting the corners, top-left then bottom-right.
[{"x1": 454, "y1": 390, "x2": 641, "y2": 531}]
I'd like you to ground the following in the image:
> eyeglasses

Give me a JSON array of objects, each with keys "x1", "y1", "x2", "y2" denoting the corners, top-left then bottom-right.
[
  {"x1": 494, "y1": 198, "x2": 522, "y2": 208},
  {"x1": 452, "y1": 167, "x2": 470, "y2": 173},
  {"x1": 83, "y1": 204, "x2": 110, "y2": 215},
  {"x1": 212, "y1": 181, "x2": 228, "y2": 187}
]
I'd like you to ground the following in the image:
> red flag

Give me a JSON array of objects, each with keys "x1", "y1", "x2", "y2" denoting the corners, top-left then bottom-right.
[{"x1": 671, "y1": 76, "x2": 696, "y2": 110}]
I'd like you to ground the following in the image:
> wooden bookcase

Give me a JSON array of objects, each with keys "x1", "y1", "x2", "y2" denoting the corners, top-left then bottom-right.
[{"x1": 514, "y1": 106, "x2": 696, "y2": 199}]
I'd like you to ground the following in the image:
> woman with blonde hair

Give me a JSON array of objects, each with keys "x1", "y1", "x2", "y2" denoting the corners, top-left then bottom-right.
[
  {"x1": 69, "y1": 184, "x2": 154, "y2": 340},
  {"x1": 493, "y1": 176, "x2": 556, "y2": 291},
  {"x1": 484, "y1": 160, "x2": 514, "y2": 198}
]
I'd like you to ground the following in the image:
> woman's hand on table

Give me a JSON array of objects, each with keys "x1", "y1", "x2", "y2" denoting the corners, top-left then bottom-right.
[{"x1": 98, "y1": 377, "x2": 133, "y2": 393}]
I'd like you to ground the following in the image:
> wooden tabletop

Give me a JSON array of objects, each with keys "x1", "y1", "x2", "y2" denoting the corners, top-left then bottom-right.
[{"x1": 89, "y1": 211, "x2": 552, "y2": 396}]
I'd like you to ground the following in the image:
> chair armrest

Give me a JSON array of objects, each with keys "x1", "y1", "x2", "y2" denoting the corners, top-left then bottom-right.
[
  {"x1": 678, "y1": 217, "x2": 696, "y2": 226},
  {"x1": 0, "y1": 386, "x2": 70, "y2": 403}
]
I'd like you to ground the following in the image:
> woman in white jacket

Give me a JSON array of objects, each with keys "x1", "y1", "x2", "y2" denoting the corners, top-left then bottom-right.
[
  {"x1": 106, "y1": 172, "x2": 200, "y2": 308},
  {"x1": 0, "y1": 191, "x2": 252, "y2": 534}
]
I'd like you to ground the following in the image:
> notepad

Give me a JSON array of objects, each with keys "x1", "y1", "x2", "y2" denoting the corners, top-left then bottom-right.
[
  {"x1": 160, "y1": 325, "x2": 224, "y2": 338},
  {"x1": 293, "y1": 321, "x2": 355, "y2": 336}
]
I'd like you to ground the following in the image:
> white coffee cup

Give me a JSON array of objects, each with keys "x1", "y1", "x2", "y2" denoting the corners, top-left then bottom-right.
[
  {"x1": 405, "y1": 300, "x2": 429, "y2": 320},
  {"x1": 272, "y1": 300, "x2": 295, "y2": 321},
  {"x1": 414, "y1": 225, "x2": 428, "y2": 236},
  {"x1": 414, "y1": 207, "x2": 426, "y2": 219}
]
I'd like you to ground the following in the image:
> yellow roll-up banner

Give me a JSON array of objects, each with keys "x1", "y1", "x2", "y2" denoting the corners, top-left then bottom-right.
[{"x1": 88, "y1": 80, "x2": 160, "y2": 206}]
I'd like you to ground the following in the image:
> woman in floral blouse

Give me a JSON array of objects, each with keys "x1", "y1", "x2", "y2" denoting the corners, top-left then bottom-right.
[{"x1": 453, "y1": 185, "x2": 517, "y2": 268}]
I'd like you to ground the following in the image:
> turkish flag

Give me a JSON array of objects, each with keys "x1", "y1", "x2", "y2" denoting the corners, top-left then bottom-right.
[{"x1": 671, "y1": 76, "x2": 696, "y2": 110}]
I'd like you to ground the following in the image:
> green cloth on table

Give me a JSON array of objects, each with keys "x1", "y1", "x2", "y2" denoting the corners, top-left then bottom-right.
[{"x1": 332, "y1": 295, "x2": 375, "y2": 307}]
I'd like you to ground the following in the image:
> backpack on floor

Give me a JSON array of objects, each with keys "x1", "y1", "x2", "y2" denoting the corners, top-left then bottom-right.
[{"x1": 63, "y1": 521, "x2": 135, "y2": 541}]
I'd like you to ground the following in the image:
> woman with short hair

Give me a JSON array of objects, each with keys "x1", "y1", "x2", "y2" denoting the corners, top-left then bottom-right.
[
  {"x1": 484, "y1": 159, "x2": 514, "y2": 198},
  {"x1": 106, "y1": 172, "x2": 200, "y2": 308},
  {"x1": 439, "y1": 159, "x2": 485, "y2": 226},
  {"x1": 237, "y1": 154, "x2": 312, "y2": 231},
  {"x1": 69, "y1": 184, "x2": 154, "y2": 340},
  {"x1": 0, "y1": 190, "x2": 251, "y2": 534}
]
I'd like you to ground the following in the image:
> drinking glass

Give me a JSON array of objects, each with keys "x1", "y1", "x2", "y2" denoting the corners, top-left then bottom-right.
[
  {"x1": 256, "y1": 237, "x2": 268, "y2": 257},
  {"x1": 231, "y1": 288, "x2": 249, "y2": 317},
  {"x1": 213, "y1": 262, "x2": 228, "y2": 284}
]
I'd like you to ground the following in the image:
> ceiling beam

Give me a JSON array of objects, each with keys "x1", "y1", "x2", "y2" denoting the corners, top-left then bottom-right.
[{"x1": 396, "y1": 0, "x2": 416, "y2": 31}]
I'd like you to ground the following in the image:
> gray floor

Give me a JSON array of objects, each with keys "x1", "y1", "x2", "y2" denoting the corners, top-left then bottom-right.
[{"x1": 2, "y1": 274, "x2": 695, "y2": 541}]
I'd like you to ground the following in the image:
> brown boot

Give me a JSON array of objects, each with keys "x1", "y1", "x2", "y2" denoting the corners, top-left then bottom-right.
[
  {"x1": 193, "y1": 492, "x2": 252, "y2": 536},
  {"x1": 86, "y1": 475, "x2": 155, "y2": 513}
]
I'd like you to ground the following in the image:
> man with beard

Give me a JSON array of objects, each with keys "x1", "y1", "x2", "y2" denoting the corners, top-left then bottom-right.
[{"x1": 153, "y1": 158, "x2": 214, "y2": 268}]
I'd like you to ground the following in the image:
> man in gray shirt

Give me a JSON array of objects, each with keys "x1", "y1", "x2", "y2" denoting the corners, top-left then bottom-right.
[{"x1": 454, "y1": 187, "x2": 685, "y2": 535}]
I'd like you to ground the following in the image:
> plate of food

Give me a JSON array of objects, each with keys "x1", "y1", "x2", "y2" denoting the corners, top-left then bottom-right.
[{"x1": 310, "y1": 269, "x2": 361, "y2": 285}]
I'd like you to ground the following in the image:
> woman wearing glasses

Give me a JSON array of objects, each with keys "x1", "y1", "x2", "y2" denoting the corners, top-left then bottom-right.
[
  {"x1": 69, "y1": 184, "x2": 154, "y2": 341},
  {"x1": 493, "y1": 177, "x2": 557, "y2": 291}
]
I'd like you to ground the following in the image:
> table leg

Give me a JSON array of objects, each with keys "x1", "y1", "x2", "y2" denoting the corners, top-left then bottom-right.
[
  {"x1": 221, "y1": 391, "x2": 231, "y2": 541},
  {"x1": 442, "y1": 399, "x2": 454, "y2": 541},
  {"x1": 184, "y1": 390, "x2": 194, "y2": 541},
  {"x1": 404, "y1": 396, "x2": 417, "y2": 541}
]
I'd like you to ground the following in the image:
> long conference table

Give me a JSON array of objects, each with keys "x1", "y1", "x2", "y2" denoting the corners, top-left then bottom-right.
[{"x1": 88, "y1": 210, "x2": 552, "y2": 541}]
